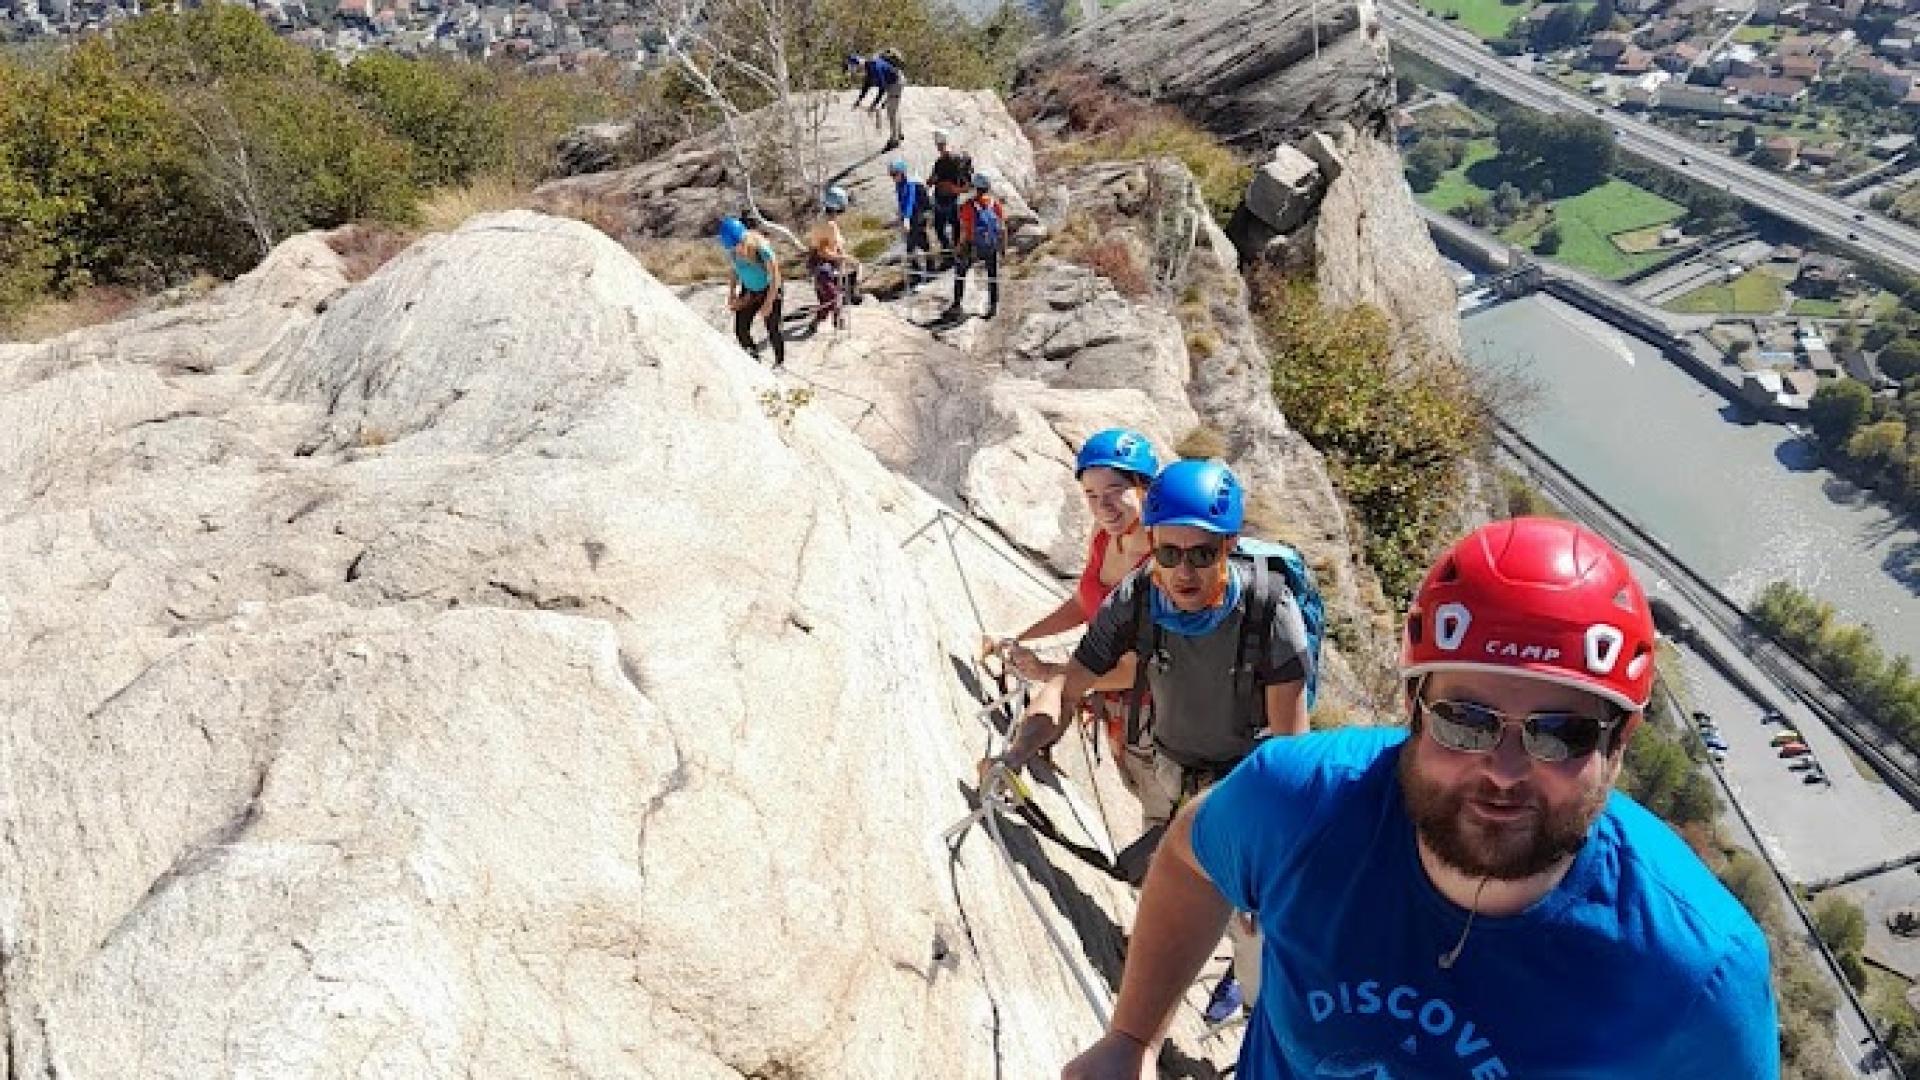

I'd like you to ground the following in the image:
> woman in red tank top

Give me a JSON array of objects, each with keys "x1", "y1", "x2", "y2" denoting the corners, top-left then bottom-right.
[{"x1": 988, "y1": 429, "x2": 1161, "y2": 748}]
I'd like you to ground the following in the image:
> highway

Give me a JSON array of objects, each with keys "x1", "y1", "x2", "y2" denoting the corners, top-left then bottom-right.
[{"x1": 1382, "y1": 0, "x2": 1920, "y2": 278}]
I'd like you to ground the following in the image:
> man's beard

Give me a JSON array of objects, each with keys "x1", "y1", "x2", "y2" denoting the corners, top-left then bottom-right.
[{"x1": 1398, "y1": 741, "x2": 1609, "y2": 881}]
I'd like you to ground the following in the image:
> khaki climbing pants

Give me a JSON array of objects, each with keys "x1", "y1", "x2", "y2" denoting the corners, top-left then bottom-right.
[
  {"x1": 883, "y1": 80, "x2": 904, "y2": 144},
  {"x1": 1115, "y1": 741, "x2": 1263, "y2": 1004}
]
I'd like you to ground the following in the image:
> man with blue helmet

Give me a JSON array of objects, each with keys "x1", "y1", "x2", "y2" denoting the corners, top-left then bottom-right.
[
  {"x1": 996, "y1": 457, "x2": 1315, "y2": 1021},
  {"x1": 889, "y1": 159, "x2": 934, "y2": 288}
]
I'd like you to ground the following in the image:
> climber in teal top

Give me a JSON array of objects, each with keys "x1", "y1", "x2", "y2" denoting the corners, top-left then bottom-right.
[
  {"x1": 1062, "y1": 517, "x2": 1779, "y2": 1080},
  {"x1": 719, "y1": 216, "x2": 785, "y2": 368}
]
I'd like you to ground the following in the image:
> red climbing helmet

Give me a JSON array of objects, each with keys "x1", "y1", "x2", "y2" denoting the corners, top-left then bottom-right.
[{"x1": 1401, "y1": 517, "x2": 1657, "y2": 712}]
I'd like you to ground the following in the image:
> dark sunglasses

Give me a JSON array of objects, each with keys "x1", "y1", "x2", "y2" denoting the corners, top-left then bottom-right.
[
  {"x1": 1152, "y1": 542, "x2": 1224, "y2": 570},
  {"x1": 1417, "y1": 697, "x2": 1619, "y2": 764}
]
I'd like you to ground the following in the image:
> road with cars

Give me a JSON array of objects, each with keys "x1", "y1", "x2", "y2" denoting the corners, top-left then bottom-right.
[{"x1": 1381, "y1": 0, "x2": 1920, "y2": 277}]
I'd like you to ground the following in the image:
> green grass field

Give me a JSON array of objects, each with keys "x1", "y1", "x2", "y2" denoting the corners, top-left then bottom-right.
[
  {"x1": 1413, "y1": 144, "x2": 1686, "y2": 279},
  {"x1": 1502, "y1": 180, "x2": 1687, "y2": 280},
  {"x1": 1667, "y1": 269, "x2": 1788, "y2": 314},
  {"x1": 1732, "y1": 25, "x2": 1778, "y2": 43},
  {"x1": 1788, "y1": 297, "x2": 1845, "y2": 317},
  {"x1": 1417, "y1": 0, "x2": 1534, "y2": 40},
  {"x1": 1414, "y1": 138, "x2": 1501, "y2": 213}
]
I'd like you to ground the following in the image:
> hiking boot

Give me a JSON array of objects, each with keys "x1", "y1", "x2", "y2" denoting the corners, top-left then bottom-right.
[
  {"x1": 1203, "y1": 973, "x2": 1244, "y2": 1024},
  {"x1": 984, "y1": 304, "x2": 997, "y2": 320},
  {"x1": 883, "y1": 137, "x2": 901, "y2": 151},
  {"x1": 942, "y1": 302, "x2": 965, "y2": 320}
]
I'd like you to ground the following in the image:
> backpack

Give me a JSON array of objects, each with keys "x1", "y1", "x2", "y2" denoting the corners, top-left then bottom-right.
[
  {"x1": 877, "y1": 47, "x2": 904, "y2": 68},
  {"x1": 971, "y1": 198, "x2": 1004, "y2": 251},
  {"x1": 1123, "y1": 537, "x2": 1326, "y2": 760}
]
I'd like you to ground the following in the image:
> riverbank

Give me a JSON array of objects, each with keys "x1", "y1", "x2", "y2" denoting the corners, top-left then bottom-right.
[
  {"x1": 1460, "y1": 292, "x2": 1920, "y2": 661},
  {"x1": 1425, "y1": 209, "x2": 1808, "y2": 422}
]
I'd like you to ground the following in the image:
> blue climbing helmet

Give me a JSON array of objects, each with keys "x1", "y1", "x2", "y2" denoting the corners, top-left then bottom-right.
[
  {"x1": 1143, "y1": 459, "x2": 1244, "y2": 535},
  {"x1": 1075, "y1": 428, "x2": 1160, "y2": 481},
  {"x1": 888, "y1": 158, "x2": 909, "y2": 177},
  {"x1": 822, "y1": 185, "x2": 849, "y2": 213},
  {"x1": 717, "y1": 216, "x2": 747, "y2": 248}
]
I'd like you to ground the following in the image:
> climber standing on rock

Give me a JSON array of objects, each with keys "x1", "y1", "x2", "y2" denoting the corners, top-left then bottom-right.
[
  {"x1": 719, "y1": 216, "x2": 785, "y2": 368},
  {"x1": 948, "y1": 171, "x2": 1007, "y2": 320},
  {"x1": 928, "y1": 129, "x2": 972, "y2": 267},
  {"x1": 991, "y1": 458, "x2": 1315, "y2": 1024},
  {"x1": 1060, "y1": 517, "x2": 1780, "y2": 1080},
  {"x1": 985, "y1": 428, "x2": 1161, "y2": 771},
  {"x1": 808, "y1": 185, "x2": 862, "y2": 328},
  {"x1": 888, "y1": 159, "x2": 935, "y2": 290},
  {"x1": 847, "y1": 52, "x2": 906, "y2": 151}
]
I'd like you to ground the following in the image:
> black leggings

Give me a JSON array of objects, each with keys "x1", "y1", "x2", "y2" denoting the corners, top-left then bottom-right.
[{"x1": 733, "y1": 290, "x2": 785, "y2": 366}]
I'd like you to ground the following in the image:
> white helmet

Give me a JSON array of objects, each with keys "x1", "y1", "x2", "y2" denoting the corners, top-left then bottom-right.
[
  {"x1": 822, "y1": 185, "x2": 850, "y2": 213},
  {"x1": 933, "y1": 128, "x2": 951, "y2": 147}
]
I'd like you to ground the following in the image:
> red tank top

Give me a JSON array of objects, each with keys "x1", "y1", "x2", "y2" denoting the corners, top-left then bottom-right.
[{"x1": 1077, "y1": 529, "x2": 1147, "y2": 622}]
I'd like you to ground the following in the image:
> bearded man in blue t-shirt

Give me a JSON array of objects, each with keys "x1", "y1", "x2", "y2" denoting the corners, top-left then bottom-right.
[{"x1": 1063, "y1": 517, "x2": 1779, "y2": 1080}]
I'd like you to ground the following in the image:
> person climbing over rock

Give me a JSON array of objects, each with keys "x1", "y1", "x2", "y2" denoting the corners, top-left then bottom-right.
[
  {"x1": 991, "y1": 458, "x2": 1315, "y2": 1026},
  {"x1": 948, "y1": 171, "x2": 1006, "y2": 320},
  {"x1": 808, "y1": 185, "x2": 861, "y2": 328},
  {"x1": 888, "y1": 159, "x2": 934, "y2": 290},
  {"x1": 985, "y1": 428, "x2": 1160, "y2": 763},
  {"x1": 720, "y1": 215, "x2": 784, "y2": 368},
  {"x1": 847, "y1": 51, "x2": 906, "y2": 150},
  {"x1": 928, "y1": 129, "x2": 973, "y2": 266},
  {"x1": 1060, "y1": 517, "x2": 1780, "y2": 1080}
]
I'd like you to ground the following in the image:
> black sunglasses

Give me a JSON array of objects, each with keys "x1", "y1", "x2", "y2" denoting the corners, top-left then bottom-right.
[
  {"x1": 1416, "y1": 697, "x2": 1619, "y2": 764},
  {"x1": 1152, "y1": 542, "x2": 1224, "y2": 570}
]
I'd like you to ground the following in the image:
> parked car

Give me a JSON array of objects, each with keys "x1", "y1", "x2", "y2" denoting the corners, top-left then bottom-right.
[
  {"x1": 1780, "y1": 742, "x2": 1812, "y2": 758},
  {"x1": 1704, "y1": 735, "x2": 1730, "y2": 751},
  {"x1": 1691, "y1": 710, "x2": 1713, "y2": 726},
  {"x1": 1769, "y1": 730, "x2": 1802, "y2": 746},
  {"x1": 1789, "y1": 757, "x2": 1818, "y2": 771},
  {"x1": 1761, "y1": 708, "x2": 1784, "y2": 724},
  {"x1": 1710, "y1": 748, "x2": 1729, "y2": 763},
  {"x1": 1803, "y1": 770, "x2": 1828, "y2": 785}
]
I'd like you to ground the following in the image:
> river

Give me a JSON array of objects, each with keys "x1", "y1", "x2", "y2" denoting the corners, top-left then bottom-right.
[{"x1": 1462, "y1": 294, "x2": 1920, "y2": 663}]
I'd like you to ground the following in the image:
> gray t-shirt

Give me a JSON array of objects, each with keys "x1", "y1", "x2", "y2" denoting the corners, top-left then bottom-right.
[{"x1": 1073, "y1": 564, "x2": 1311, "y2": 767}]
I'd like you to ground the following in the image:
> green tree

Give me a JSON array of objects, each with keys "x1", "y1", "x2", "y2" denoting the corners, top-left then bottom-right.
[
  {"x1": 1812, "y1": 892, "x2": 1868, "y2": 960},
  {"x1": 1847, "y1": 419, "x2": 1909, "y2": 470},
  {"x1": 1883, "y1": 338, "x2": 1920, "y2": 382},
  {"x1": 1809, "y1": 379, "x2": 1873, "y2": 446},
  {"x1": 20, "y1": 39, "x2": 226, "y2": 289},
  {"x1": 1719, "y1": 851, "x2": 1780, "y2": 929},
  {"x1": 1406, "y1": 138, "x2": 1454, "y2": 192},
  {"x1": 110, "y1": 2, "x2": 300, "y2": 83},
  {"x1": 1528, "y1": 4, "x2": 1586, "y2": 51},
  {"x1": 1534, "y1": 222, "x2": 1563, "y2": 255},
  {"x1": 340, "y1": 53, "x2": 502, "y2": 187},
  {"x1": 1737, "y1": 125, "x2": 1759, "y2": 154}
]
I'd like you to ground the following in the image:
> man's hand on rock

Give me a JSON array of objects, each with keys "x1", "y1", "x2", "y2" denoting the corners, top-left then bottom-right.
[{"x1": 1061, "y1": 1031, "x2": 1153, "y2": 1080}]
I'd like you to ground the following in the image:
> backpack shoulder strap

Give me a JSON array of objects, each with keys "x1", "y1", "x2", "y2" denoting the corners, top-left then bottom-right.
[
  {"x1": 1125, "y1": 571, "x2": 1157, "y2": 750},
  {"x1": 1234, "y1": 554, "x2": 1281, "y2": 739}
]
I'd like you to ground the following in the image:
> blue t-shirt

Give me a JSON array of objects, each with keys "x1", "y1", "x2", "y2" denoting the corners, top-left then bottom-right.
[{"x1": 1192, "y1": 727, "x2": 1779, "y2": 1080}]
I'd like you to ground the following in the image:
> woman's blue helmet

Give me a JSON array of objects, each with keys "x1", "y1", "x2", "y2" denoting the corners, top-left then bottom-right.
[
  {"x1": 1075, "y1": 428, "x2": 1159, "y2": 481},
  {"x1": 717, "y1": 216, "x2": 748, "y2": 248},
  {"x1": 1143, "y1": 459, "x2": 1244, "y2": 534}
]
